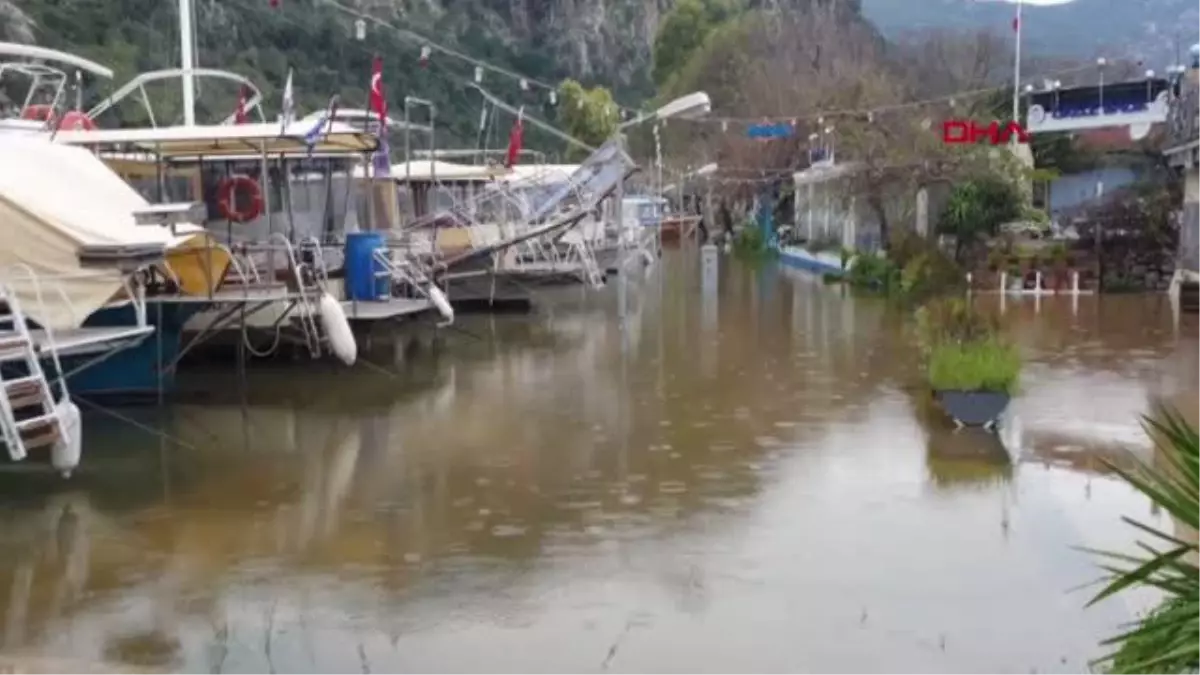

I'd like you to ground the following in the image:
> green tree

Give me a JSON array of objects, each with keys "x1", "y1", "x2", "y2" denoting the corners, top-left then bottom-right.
[
  {"x1": 937, "y1": 177, "x2": 1022, "y2": 262},
  {"x1": 651, "y1": 0, "x2": 739, "y2": 89},
  {"x1": 556, "y1": 79, "x2": 618, "y2": 156}
]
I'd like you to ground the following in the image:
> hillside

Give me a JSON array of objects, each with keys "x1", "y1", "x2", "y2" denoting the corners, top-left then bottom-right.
[
  {"x1": 863, "y1": 0, "x2": 1199, "y2": 68},
  {"x1": 0, "y1": 0, "x2": 678, "y2": 147}
]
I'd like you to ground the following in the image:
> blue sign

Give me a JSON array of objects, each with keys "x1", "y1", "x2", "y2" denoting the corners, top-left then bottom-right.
[{"x1": 746, "y1": 123, "x2": 793, "y2": 139}]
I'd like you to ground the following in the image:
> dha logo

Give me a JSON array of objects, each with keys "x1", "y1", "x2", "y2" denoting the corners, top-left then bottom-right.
[{"x1": 942, "y1": 120, "x2": 1031, "y2": 145}]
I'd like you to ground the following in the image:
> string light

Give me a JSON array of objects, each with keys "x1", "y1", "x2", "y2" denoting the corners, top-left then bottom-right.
[
  {"x1": 548, "y1": 90, "x2": 557, "y2": 105},
  {"x1": 354, "y1": 18, "x2": 366, "y2": 41},
  {"x1": 679, "y1": 61, "x2": 1105, "y2": 129},
  {"x1": 419, "y1": 45, "x2": 431, "y2": 66},
  {"x1": 474, "y1": 66, "x2": 483, "y2": 83}
]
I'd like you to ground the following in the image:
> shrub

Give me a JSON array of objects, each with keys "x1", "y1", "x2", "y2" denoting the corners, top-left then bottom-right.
[
  {"x1": 847, "y1": 253, "x2": 899, "y2": 291},
  {"x1": 917, "y1": 296, "x2": 1018, "y2": 394},
  {"x1": 733, "y1": 225, "x2": 776, "y2": 261},
  {"x1": 914, "y1": 296, "x2": 999, "y2": 352},
  {"x1": 926, "y1": 338, "x2": 1021, "y2": 394},
  {"x1": 900, "y1": 250, "x2": 967, "y2": 302}
]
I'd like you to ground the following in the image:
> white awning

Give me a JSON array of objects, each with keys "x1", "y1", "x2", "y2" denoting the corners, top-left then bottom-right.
[
  {"x1": 0, "y1": 134, "x2": 201, "y2": 329},
  {"x1": 52, "y1": 121, "x2": 379, "y2": 159}
]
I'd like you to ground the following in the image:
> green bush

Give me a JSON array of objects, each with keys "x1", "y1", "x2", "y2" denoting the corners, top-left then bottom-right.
[
  {"x1": 732, "y1": 225, "x2": 775, "y2": 261},
  {"x1": 914, "y1": 297, "x2": 999, "y2": 352},
  {"x1": 900, "y1": 250, "x2": 967, "y2": 302},
  {"x1": 926, "y1": 338, "x2": 1021, "y2": 394},
  {"x1": 847, "y1": 253, "x2": 899, "y2": 291},
  {"x1": 916, "y1": 296, "x2": 1019, "y2": 394},
  {"x1": 848, "y1": 233, "x2": 966, "y2": 301}
]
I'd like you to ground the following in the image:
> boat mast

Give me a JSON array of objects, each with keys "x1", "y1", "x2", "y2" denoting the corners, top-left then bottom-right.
[{"x1": 179, "y1": 0, "x2": 196, "y2": 125}]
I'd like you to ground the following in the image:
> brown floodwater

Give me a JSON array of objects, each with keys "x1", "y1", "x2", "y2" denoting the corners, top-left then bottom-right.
[{"x1": 0, "y1": 251, "x2": 1195, "y2": 673}]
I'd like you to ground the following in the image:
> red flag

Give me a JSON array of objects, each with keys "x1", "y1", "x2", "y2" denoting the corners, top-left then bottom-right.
[
  {"x1": 269, "y1": 0, "x2": 279, "y2": 6},
  {"x1": 1012, "y1": 15, "x2": 1019, "y2": 32},
  {"x1": 369, "y1": 55, "x2": 387, "y2": 126},
  {"x1": 504, "y1": 108, "x2": 524, "y2": 169},
  {"x1": 235, "y1": 85, "x2": 248, "y2": 124}
]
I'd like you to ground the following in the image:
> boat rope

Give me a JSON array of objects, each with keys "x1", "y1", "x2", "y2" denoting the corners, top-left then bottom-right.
[{"x1": 74, "y1": 396, "x2": 198, "y2": 451}]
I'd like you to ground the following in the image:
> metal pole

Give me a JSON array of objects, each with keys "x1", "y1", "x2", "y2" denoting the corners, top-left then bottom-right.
[
  {"x1": 616, "y1": 132, "x2": 627, "y2": 323},
  {"x1": 653, "y1": 123, "x2": 663, "y2": 260},
  {"x1": 1011, "y1": 0, "x2": 1023, "y2": 137},
  {"x1": 404, "y1": 98, "x2": 412, "y2": 220},
  {"x1": 178, "y1": 0, "x2": 196, "y2": 126}
]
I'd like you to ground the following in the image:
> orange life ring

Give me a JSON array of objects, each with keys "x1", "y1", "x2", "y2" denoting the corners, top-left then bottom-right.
[{"x1": 216, "y1": 175, "x2": 263, "y2": 223}]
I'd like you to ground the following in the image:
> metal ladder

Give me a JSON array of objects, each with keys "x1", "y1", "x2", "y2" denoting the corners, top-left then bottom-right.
[
  {"x1": 269, "y1": 234, "x2": 324, "y2": 359},
  {"x1": 0, "y1": 283, "x2": 69, "y2": 462}
]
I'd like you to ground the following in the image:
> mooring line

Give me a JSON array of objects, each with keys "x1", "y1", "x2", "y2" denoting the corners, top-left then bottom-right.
[{"x1": 75, "y1": 397, "x2": 197, "y2": 451}]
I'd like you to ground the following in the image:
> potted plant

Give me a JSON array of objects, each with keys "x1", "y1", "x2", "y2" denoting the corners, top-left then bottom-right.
[{"x1": 916, "y1": 298, "x2": 1020, "y2": 429}]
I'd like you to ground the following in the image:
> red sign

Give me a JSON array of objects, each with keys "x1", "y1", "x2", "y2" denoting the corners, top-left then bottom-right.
[{"x1": 942, "y1": 119, "x2": 1030, "y2": 145}]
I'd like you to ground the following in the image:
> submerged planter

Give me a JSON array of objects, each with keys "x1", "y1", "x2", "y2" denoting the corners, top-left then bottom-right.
[{"x1": 935, "y1": 390, "x2": 1010, "y2": 429}]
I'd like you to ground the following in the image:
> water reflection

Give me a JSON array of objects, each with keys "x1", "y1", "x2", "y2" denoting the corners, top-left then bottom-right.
[{"x1": 0, "y1": 254, "x2": 1193, "y2": 672}]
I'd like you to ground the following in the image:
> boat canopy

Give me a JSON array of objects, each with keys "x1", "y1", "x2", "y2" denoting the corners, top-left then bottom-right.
[
  {"x1": 51, "y1": 121, "x2": 379, "y2": 159},
  {"x1": 500, "y1": 164, "x2": 582, "y2": 184},
  {"x1": 0, "y1": 134, "x2": 202, "y2": 329},
  {"x1": 383, "y1": 160, "x2": 501, "y2": 183}
]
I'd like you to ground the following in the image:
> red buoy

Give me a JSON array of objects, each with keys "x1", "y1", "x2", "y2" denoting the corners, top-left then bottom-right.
[
  {"x1": 57, "y1": 110, "x2": 97, "y2": 131},
  {"x1": 18, "y1": 106, "x2": 97, "y2": 130}
]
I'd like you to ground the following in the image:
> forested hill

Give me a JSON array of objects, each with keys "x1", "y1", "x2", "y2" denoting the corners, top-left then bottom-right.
[
  {"x1": 863, "y1": 0, "x2": 1199, "y2": 68},
  {"x1": 0, "y1": 0, "x2": 679, "y2": 145}
]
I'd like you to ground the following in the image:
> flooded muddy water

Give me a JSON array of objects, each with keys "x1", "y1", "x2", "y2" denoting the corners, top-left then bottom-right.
[{"x1": 0, "y1": 251, "x2": 1195, "y2": 673}]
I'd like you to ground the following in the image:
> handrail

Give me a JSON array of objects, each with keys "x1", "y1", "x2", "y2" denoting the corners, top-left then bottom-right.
[
  {"x1": 88, "y1": 68, "x2": 264, "y2": 124},
  {"x1": 0, "y1": 42, "x2": 114, "y2": 79},
  {"x1": 6, "y1": 264, "x2": 70, "y2": 405}
]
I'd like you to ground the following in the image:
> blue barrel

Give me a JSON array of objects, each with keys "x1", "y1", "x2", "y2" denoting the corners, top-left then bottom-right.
[{"x1": 343, "y1": 232, "x2": 388, "y2": 301}]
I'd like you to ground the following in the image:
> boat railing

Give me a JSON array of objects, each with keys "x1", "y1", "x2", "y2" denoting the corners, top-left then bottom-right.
[
  {"x1": 87, "y1": 68, "x2": 264, "y2": 127},
  {"x1": 0, "y1": 42, "x2": 113, "y2": 126},
  {"x1": 296, "y1": 237, "x2": 330, "y2": 285},
  {"x1": 269, "y1": 233, "x2": 323, "y2": 357}
]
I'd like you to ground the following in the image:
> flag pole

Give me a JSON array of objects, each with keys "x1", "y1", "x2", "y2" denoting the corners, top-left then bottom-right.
[{"x1": 1011, "y1": 0, "x2": 1023, "y2": 143}]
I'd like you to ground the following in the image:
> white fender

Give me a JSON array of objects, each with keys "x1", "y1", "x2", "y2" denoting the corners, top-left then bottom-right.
[
  {"x1": 318, "y1": 292, "x2": 357, "y2": 366},
  {"x1": 51, "y1": 399, "x2": 82, "y2": 479},
  {"x1": 428, "y1": 285, "x2": 454, "y2": 324}
]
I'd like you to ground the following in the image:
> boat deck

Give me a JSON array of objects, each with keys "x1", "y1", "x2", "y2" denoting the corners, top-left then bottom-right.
[
  {"x1": 145, "y1": 286, "x2": 320, "y2": 305},
  {"x1": 341, "y1": 297, "x2": 432, "y2": 321},
  {"x1": 0, "y1": 325, "x2": 155, "y2": 362}
]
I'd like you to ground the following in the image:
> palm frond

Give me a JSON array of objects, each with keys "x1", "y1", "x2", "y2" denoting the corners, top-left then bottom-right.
[{"x1": 1087, "y1": 406, "x2": 1199, "y2": 674}]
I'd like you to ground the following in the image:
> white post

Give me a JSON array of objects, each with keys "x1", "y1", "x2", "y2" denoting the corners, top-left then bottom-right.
[
  {"x1": 1071, "y1": 270, "x2": 1080, "y2": 294},
  {"x1": 1035, "y1": 270, "x2": 1043, "y2": 292},
  {"x1": 179, "y1": 0, "x2": 197, "y2": 126},
  {"x1": 702, "y1": 242, "x2": 719, "y2": 294},
  {"x1": 1000, "y1": 271, "x2": 1008, "y2": 293},
  {"x1": 653, "y1": 123, "x2": 663, "y2": 259}
]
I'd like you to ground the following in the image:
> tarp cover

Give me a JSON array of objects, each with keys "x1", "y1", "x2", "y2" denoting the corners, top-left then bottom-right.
[{"x1": 0, "y1": 134, "x2": 200, "y2": 330}]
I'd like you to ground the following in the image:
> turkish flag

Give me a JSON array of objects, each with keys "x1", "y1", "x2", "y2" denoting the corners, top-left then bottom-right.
[
  {"x1": 505, "y1": 109, "x2": 524, "y2": 169},
  {"x1": 369, "y1": 55, "x2": 387, "y2": 126},
  {"x1": 235, "y1": 85, "x2": 248, "y2": 124}
]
